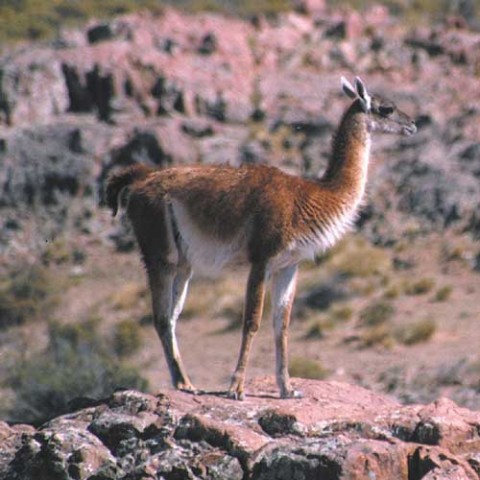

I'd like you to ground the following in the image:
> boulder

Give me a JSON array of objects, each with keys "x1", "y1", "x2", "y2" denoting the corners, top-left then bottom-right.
[{"x1": 2, "y1": 379, "x2": 480, "y2": 480}]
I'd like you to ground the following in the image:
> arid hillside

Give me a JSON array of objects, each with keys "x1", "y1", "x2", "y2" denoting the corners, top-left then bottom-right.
[{"x1": 0, "y1": 1, "x2": 479, "y2": 432}]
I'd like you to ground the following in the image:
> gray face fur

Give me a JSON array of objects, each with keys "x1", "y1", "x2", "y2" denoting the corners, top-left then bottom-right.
[
  {"x1": 367, "y1": 94, "x2": 417, "y2": 136},
  {"x1": 341, "y1": 76, "x2": 417, "y2": 136}
]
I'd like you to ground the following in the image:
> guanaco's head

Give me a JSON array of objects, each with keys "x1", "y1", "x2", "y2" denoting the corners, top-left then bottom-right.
[{"x1": 341, "y1": 76, "x2": 417, "y2": 136}]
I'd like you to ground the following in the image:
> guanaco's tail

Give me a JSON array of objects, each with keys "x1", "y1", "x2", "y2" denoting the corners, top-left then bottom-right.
[{"x1": 105, "y1": 163, "x2": 152, "y2": 217}]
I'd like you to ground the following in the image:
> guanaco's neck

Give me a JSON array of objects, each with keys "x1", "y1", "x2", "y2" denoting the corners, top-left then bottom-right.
[{"x1": 322, "y1": 101, "x2": 371, "y2": 204}]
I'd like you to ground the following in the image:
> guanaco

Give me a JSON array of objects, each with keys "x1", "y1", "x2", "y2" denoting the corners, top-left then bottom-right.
[{"x1": 106, "y1": 77, "x2": 416, "y2": 400}]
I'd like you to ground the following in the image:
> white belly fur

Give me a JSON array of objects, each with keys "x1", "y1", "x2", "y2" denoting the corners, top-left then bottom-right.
[
  {"x1": 170, "y1": 196, "x2": 361, "y2": 274},
  {"x1": 170, "y1": 199, "x2": 248, "y2": 275}
]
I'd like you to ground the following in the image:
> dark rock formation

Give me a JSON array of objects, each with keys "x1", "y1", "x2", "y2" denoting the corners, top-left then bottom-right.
[{"x1": 2, "y1": 378, "x2": 480, "y2": 480}]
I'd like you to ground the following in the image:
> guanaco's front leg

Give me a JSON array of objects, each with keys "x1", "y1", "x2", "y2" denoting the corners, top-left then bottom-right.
[
  {"x1": 271, "y1": 264, "x2": 302, "y2": 399},
  {"x1": 228, "y1": 262, "x2": 267, "y2": 400}
]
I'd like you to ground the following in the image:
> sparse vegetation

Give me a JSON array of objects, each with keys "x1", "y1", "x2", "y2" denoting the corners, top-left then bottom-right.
[
  {"x1": 434, "y1": 285, "x2": 453, "y2": 302},
  {"x1": 330, "y1": 305, "x2": 354, "y2": 322},
  {"x1": 0, "y1": 0, "x2": 290, "y2": 44},
  {"x1": 361, "y1": 324, "x2": 394, "y2": 349},
  {"x1": 327, "y1": 237, "x2": 392, "y2": 279},
  {"x1": 110, "y1": 282, "x2": 146, "y2": 310},
  {"x1": 395, "y1": 318, "x2": 436, "y2": 346},
  {"x1": 41, "y1": 239, "x2": 71, "y2": 265},
  {"x1": 289, "y1": 356, "x2": 328, "y2": 380},
  {"x1": 404, "y1": 278, "x2": 435, "y2": 296},
  {"x1": 113, "y1": 319, "x2": 143, "y2": 357},
  {"x1": 4, "y1": 318, "x2": 148, "y2": 425},
  {"x1": 359, "y1": 301, "x2": 395, "y2": 327},
  {"x1": 305, "y1": 316, "x2": 334, "y2": 339},
  {"x1": 357, "y1": 300, "x2": 396, "y2": 348},
  {"x1": 0, "y1": 265, "x2": 59, "y2": 330},
  {"x1": 304, "y1": 304, "x2": 353, "y2": 339},
  {"x1": 2, "y1": 0, "x2": 475, "y2": 45},
  {"x1": 384, "y1": 284, "x2": 401, "y2": 299}
]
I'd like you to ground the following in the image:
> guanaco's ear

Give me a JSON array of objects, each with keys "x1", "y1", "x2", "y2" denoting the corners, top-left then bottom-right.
[
  {"x1": 341, "y1": 76, "x2": 357, "y2": 99},
  {"x1": 354, "y1": 76, "x2": 372, "y2": 112}
]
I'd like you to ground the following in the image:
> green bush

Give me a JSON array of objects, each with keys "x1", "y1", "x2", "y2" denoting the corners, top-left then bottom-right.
[{"x1": 6, "y1": 318, "x2": 148, "y2": 426}]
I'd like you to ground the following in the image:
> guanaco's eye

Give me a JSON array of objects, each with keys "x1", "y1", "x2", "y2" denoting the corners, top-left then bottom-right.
[{"x1": 379, "y1": 106, "x2": 394, "y2": 117}]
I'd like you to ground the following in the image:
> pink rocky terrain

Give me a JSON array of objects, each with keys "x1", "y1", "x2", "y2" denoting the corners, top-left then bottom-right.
[{"x1": 2, "y1": 378, "x2": 480, "y2": 479}]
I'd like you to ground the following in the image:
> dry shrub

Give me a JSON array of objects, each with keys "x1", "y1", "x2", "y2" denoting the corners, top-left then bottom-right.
[
  {"x1": 113, "y1": 319, "x2": 143, "y2": 357},
  {"x1": 0, "y1": 265, "x2": 59, "y2": 329},
  {"x1": 305, "y1": 317, "x2": 334, "y2": 339},
  {"x1": 361, "y1": 324, "x2": 395, "y2": 349},
  {"x1": 327, "y1": 236, "x2": 392, "y2": 279},
  {"x1": 110, "y1": 282, "x2": 146, "y2": 310},
  {"x1": 359, "y1": 301, "x2": 395, "y2": 327},
  {"x1": 434, "y1": 285, "x2": 453, "y2": 302},
  {"x1": 289, "y1": 357, "x2": 328, "y2": 380},
  {"x1": 6, "y1": 319, "x2": 148, "y2": 425},
  {"x1": 404, "y1": 278, "x2": 435, "y2": 296},
  {"x1": 304, "y1": 304, "x2": 353, "y2": 339},
  {"x1": 395, "y1": 318, "x2": 436, "y2": 346}
]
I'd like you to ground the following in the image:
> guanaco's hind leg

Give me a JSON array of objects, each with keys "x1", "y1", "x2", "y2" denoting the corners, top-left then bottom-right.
[
  {"x1": 129, "y1": 197, "x2": 195, "y2": 392},
  {"x1": 271, "y1": 264, "x2": 302, "y2": 398},
  {"x1": 147, "y1": 262, "x2": 195, "y2": 391},
  {"x1": 228, "y1": 262, "x2": 267, "y2": 400}
]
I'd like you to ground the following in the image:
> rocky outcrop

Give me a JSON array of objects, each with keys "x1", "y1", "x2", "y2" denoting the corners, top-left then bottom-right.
[{"x1": 1, "y1": 378, "x2": 480, "y2": 480}]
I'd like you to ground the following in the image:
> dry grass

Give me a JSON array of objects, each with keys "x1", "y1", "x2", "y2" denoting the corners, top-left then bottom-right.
[
  {"x1": 304, "y1": 304, "x2": 353, "y2": 339},
  {"x1": 113, "y1": 319, "x2": 143, "y2": 357},
  {"x1": 0, "y1": 264, "x2": 60, "y2": 330},
  {"x1": 360, "y1": 324, "x2": 395, "y2": 349},
  {"x1": 357, "y1": 300, "x2": 396, "y2": 348},
  {"x1": 394, "y1": 318, "x2": 436, "y2": 346},
  {"x1": 403, "y1": 278, "x2": 436, "y2": 296},
  {"x1": 182, "y1": 271, "x2": 247, "y2": 328},
  {"x1": 305, "y1": 316, "x2": 335, "y2": 339},
  {"x1": 289, "y1": 356, "x2": 328, "y2": 380},
  {"x1": 359, "y1": 300, "x2": 395, "y2": 327},
  {"x1": 110, "y1": 282, "x2": 147, "y2": 311},
  {"x1": 434, "y1": 285, "x2": 453, "y2": 302},
  {"x1": 326, "y1": 236, "x2": 392, "y2": 279}
]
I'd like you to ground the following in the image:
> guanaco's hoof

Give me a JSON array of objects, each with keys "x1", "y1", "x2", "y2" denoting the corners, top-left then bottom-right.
[
  {"x1": 281, "y1": 389, "x2": 303, "y2": 399},
  {"x1": 177, "y1": 383, "x2": 198, "y2": 394},
  {"x1": 226, "y1": 389, "x2": 245, "y2": 401}
]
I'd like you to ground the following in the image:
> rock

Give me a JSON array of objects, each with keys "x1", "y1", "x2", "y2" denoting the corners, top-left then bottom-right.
[
  {"x1": 387, "y1": 157, "x2": 479, "y2": 229},
  {"x1": 197, "y1": 32, "x2": 218, "y2": 55},
  {"x1": 181, "y1": 118, "x2": 214, "y2": 138},
  {"x1": 0, "y1": 49, "x2": 69, "y2": 126},
  {"x1": 87, "y1": 23, "x2": 115, "y2": 44},
  {"x1": 0, "y1": 123, "x2": 95, "y2": 207},
  {"x1": 2, "y1": 379, "x2": 480, "y2": 480}
]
